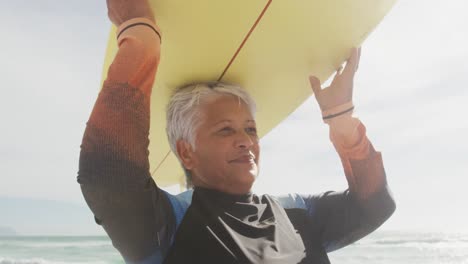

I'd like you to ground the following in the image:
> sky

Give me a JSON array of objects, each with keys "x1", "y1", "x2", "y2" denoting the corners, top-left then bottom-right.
[{"x1": 0, "y1": 0, "x2": 467, "y2": 235}]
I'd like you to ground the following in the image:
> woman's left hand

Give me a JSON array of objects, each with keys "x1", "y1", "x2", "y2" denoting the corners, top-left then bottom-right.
[{"x1": 308, "y1": 47, "x2": 361, "y2": 112}]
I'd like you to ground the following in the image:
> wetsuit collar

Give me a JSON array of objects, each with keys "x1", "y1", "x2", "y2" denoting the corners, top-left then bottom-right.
[{"x1": 193, "y1": 186, "x2": 254, "y2": 206}]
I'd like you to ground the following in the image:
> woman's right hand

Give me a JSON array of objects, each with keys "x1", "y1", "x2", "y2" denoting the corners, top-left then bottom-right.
[{"x1": 106, "y1": 0, "x2": 155, "y2": 26}]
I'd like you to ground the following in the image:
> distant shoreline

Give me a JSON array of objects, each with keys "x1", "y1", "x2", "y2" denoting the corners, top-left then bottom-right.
[{"x1": 0, "y1": 226, "x2": 18, "y2": 236}]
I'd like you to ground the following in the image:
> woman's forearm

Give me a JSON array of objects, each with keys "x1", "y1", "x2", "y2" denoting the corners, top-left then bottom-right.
[{"x1": 324, "y1": 104, "x2": 386, "y2": 200}]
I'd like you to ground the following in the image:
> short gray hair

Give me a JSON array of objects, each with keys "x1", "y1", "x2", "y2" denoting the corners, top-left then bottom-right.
[{"x1": 165, "y1": 81, "x2": 256, "y2": 186}]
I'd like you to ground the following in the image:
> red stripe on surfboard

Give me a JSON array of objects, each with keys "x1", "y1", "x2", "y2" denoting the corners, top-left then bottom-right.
[
  {"x1": 151, "y1": 149, "x2": 171, "y2": 178},
  {"x1": 217, "y1": 0, "x2": 273, "y2": 81}
]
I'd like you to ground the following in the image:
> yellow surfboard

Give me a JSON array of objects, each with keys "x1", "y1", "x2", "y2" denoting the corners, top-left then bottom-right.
[{"x1": 102, "y1": 0, "x2": 396, "y2": 187}]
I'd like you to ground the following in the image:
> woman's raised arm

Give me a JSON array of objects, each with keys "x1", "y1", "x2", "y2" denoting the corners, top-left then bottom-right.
[{"x1": 77, "y1": 1, "x2": 175, "y2": 262}]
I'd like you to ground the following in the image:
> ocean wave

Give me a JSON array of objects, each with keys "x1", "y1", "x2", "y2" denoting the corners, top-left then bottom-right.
[
  {"x1": 355, "y1": 235, "x2": 468, "y2": 249},
  {"x1": 0, "y1": 258, "x2": 107, "y2": 264},
  {"x1": 15, "y1": 241, "x2": 112, "y2": 248},
  {"x1": 0, "y1": 240, "x2": 112, "y2": 249}
]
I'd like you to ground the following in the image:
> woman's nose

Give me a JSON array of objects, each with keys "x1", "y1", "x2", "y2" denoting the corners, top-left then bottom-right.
[{"x1": 235, "y1": 131, "x2": 254, "y2": 149}]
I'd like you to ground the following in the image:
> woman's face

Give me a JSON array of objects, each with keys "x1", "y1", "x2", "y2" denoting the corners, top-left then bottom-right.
[{"x1": 177, "y1": 95, "x2": 260, "y2": 194}]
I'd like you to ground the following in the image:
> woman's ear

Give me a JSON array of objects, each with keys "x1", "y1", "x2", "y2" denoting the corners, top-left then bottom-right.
[{"x1": 176, "y1": 140, "x2": 195, "y2": 170}]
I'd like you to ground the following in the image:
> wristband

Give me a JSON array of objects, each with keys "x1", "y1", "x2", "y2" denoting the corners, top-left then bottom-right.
[
  {"x1": 323, "y1": 106, "x2": 354, "y2": 120},
  {"x1": 116, "y1": 17, "x2": 162, "y2": 43}
]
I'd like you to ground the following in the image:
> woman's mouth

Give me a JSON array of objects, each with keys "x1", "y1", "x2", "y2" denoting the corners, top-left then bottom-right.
[{"x1": 230, "y1": 154, "x2": 256, "y2": 163}]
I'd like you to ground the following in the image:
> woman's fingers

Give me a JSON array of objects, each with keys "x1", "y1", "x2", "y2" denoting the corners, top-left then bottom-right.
[
  {"x1": 309, "y1": 47, "x2": 361, "y2": 95},
  {"x1": 308, "y1": 75, "x2": 322, "y2": 95},
  {"x1": 343, "y1": 47, "x2": 360, "y2": 78},
  {"x1": 334, "y1": 66, "x2": 343, "y2": 80}
]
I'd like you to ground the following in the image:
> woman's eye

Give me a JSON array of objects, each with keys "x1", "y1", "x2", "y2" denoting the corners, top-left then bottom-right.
[
  {"x1": 246, "y1": 127, "x2": 257, "y2": 135},
  {"x1": 219, "y1": 127, "x2": 234, "y2": 134}
]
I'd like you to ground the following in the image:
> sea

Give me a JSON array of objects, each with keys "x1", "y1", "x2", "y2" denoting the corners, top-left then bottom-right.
[{"x1": 0, "y1": 231, "x2": 467, "y2": 264}]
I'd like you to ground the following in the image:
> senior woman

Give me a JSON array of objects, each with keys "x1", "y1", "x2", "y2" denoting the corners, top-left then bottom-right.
[{"x1": 77, "y1": 0, "x2": 395, "y2": 263}]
